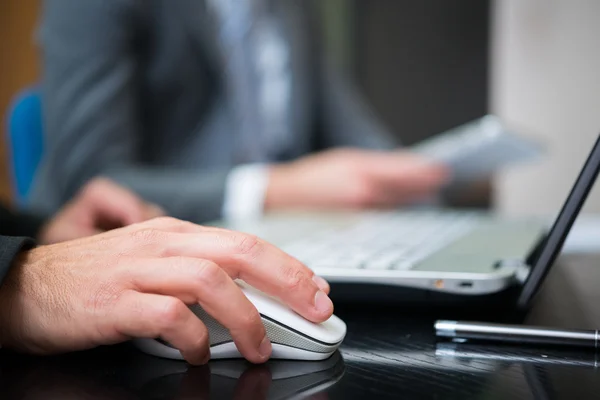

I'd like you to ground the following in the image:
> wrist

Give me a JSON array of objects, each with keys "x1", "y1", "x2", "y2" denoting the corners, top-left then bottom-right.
[{"x1": 264, "y1": 164, "x2": 296, "y2": 211}]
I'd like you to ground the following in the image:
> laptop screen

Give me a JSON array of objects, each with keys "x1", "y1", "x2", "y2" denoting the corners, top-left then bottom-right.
[{"x1": 517, "y1": 134, "x2": 600, "y2": 309}]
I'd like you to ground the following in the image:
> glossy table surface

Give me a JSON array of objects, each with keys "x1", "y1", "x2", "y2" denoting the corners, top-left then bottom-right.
[{"x1": 1, "y1": 254, "x2": 600, "y2": 399}]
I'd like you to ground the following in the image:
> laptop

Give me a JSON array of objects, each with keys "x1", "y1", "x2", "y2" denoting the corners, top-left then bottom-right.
[{"x1": 211, "y1": 133, "x2": 600, "y2": 304}]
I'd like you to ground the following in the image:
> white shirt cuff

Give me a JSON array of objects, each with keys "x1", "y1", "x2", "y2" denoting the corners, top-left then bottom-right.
[{"x1": 222, "y1": 163, "x2": 270, "y2": 221}]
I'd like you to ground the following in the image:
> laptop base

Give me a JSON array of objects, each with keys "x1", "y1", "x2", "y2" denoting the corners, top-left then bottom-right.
[{"x1": 328, "y1": 281, "x2": 525, "y2": 311}]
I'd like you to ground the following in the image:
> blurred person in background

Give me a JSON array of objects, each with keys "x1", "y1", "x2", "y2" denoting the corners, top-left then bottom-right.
[{"x1": 28, "y1": 0, "x2": 450, "y2": 224}]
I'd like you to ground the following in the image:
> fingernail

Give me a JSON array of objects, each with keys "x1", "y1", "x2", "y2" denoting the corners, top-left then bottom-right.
[
  {"x1": 259, "y1": 336, "x2": 272, "y2": 359},
  {"x1": 314, "y1": 290, "x2": 333, "y2": 314},
  {"x1": 185, "y1": 350, "x2": 210, "y2": 366},
  {"x1": 312, "y1": 275, "x2": 329, "y2": 292}
]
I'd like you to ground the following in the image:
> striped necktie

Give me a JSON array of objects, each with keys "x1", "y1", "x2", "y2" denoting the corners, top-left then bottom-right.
[{"x1": 208, "y1": 0, "x2": 292, "y2": 164}]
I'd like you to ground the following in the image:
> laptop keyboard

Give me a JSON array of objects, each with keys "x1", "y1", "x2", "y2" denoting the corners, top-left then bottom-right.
[{"x1": 280, "y1": 211, "x2": 479, "y2": 271}]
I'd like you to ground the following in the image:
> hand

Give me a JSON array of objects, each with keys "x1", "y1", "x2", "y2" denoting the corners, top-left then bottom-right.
[
  {"x1": 37, "y1": 178, "x2": 164, "y2": 244},
  {"x1": 0, "y1": 217, "x2": 333, "y2": 365},
  {"x1": 265, "y1": 148, "x2": 450, "y2": 211}
]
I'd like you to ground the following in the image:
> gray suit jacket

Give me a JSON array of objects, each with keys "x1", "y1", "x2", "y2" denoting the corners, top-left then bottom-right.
[{"x1": 29, "y1": 0, "x2": 397, "y2": 223}]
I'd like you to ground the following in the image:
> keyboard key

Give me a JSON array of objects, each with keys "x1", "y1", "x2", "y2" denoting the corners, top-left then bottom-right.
[
  {"x1": 364, "y1": 252, "x2": 402, "y2": 270},
  {"x1": 280, "y1": 210, "x2": 478, "y2": 273},
  {"x1": 392, "y1": 259, "x2": 417, "y2": 270}
]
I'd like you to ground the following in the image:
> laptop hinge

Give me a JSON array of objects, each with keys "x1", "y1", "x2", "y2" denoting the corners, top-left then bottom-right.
[{"x1": 496, "y1": 258, "x2": 531, "y2": 285}]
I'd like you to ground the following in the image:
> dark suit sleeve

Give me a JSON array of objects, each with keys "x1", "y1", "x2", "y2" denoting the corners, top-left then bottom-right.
[
  {"x1": 0, "y1": 237, "x2": 36, "y2": 287},
  {"x1": 0, "y1": 206, "x2": 40, "y2": 286},
  {"x1": 0, "y1": 206, "x2": 46, "y2": 239},
  {"x1": 34, "y1": 0, "x2": 230, "y2": 224}
]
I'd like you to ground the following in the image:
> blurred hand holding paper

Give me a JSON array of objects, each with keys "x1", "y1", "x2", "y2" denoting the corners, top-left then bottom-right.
[{"x1": 411, "y1": 115, "x2": 544, "y2": 184}]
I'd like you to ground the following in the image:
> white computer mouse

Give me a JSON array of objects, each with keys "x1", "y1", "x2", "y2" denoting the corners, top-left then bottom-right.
[{"x1": 133, "y1": 280, "x2": 347, "y2": 361}]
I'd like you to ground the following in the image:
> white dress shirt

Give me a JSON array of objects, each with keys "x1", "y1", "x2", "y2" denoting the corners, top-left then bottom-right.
[{"x1": 222, "y1": 163, "x2": 270, "y2": 221}]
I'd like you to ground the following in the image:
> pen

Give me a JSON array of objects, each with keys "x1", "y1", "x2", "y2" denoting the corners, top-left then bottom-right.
[{"x1": 435, "y1": 320, "x2": 600, "y2": 349}]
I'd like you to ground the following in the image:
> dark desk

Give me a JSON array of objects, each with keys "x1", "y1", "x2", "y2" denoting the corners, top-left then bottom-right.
[{"x1": 1, "y1": 255, "x2": 600, "y2": 399}]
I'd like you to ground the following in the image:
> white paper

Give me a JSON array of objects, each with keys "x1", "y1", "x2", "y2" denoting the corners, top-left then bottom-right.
[{"x1": 411, "y1": 115, "x2": 544, "y2": 183}]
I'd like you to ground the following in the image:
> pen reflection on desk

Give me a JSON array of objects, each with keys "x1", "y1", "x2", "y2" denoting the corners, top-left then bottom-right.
[{"x1": 435, "y1": 343, "x2": 599, "y2": 368}]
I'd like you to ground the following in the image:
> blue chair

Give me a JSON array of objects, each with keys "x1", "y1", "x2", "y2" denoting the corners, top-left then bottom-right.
[{"x1": 5, "y1": 87, "x2": 44, "y2": 207}]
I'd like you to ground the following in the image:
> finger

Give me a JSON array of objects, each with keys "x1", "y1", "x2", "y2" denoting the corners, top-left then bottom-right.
[
  {"x1": 387, "y1": 166, "x2": 450, "y2": 192},
  {"x1": 81, "y1": 178, "x2": 153, "y2": 226},
  {"x1": 367, "y1": 153, "x2": 451, "y2": 187},
  {"x1": 369, "y1": 180, "x2": 443, "y2": 208},
  {"x1": 360, "y1": 158, "x2": 449, "y2": 208},
  {"x1": 144, "y1": 203, "x2": 166, "y2": 219},
  {"x1": 83, "y1": 217, "x2": 212, "y2": 252},
  {"x1": 127, "y1": 257, "x2": 271, "y2": 364},
  {"x1": 109, "y1": 219, "x2": 333, "y2": 322},
  {"x1": 113, "y1": 291, "x2": 210, "y2": 365},
  {"x1": 126, "y1": 216, "x2": 211, "y2": 233},
  {"x1": 146, "y1": 230, "x2": 334, "y2": 324},
  {"x1": 119, "y1": 218, "x2": 332, "y2": 297}
]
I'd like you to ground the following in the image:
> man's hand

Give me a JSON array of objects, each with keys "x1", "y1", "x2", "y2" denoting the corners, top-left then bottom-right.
[
  {"x1": 265, "y1": 148, "x2": 451, "y2": 211},
  {"x1": 38, "y1": 178, "x2": 164, "y2": 244},
  {"x1": 0, "y1": 217, "x2": 333, "y2": 365}
]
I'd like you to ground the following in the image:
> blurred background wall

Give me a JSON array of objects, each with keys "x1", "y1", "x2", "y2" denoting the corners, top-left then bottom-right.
[
  {"x1": 321, "y1": 0, "x2": 491, "y2": 145},
  {"x1": 353, "y1": 0, "x2": 490, "y2": 146},
  {"x1": 0, "y1": 0, "x2": 40, "y2": 205},
  {"x1": 491, "y1": 0, "x2": 600, "y2": 216}
]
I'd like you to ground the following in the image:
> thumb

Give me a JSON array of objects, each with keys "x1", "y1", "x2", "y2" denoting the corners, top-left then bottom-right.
[
  {"x1": 144, "y1": 203, "x2": 166, "y2": 219},
  {"x1": 80, "y1": 178, "x2": 151, "y2": 226},
  {"x1": 368, "y1": 152, "x2": 452, "y2": 185}
]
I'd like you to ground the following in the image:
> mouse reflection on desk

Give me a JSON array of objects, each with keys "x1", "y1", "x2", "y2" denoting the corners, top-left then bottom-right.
[
  {"x1": 137, "y1": 351, "x2": 346, "y2": 400},
  {"x1": 134, "y1": 281, "x2": 347, "y2": 361},
  {"x1": 0, "y1": 350, "x2": 345, "y2": 400}
]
